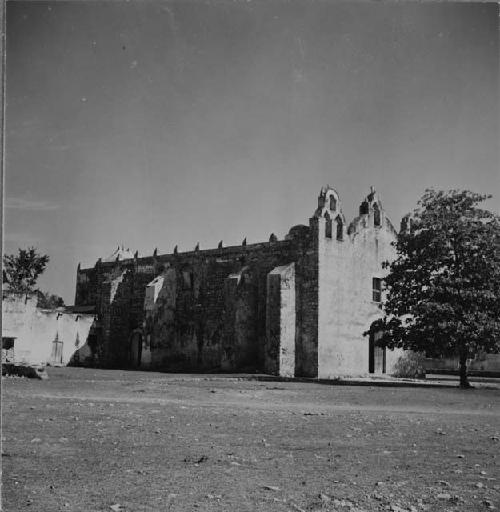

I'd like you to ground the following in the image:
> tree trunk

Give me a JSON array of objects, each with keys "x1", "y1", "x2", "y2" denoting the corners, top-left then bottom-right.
[{"x1": 459, "y1": 352, "x2": 472, "y2": 389}]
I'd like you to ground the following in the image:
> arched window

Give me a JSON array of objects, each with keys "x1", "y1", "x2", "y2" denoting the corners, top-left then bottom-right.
[
  {"x1": 336, "y1": 216, "x2": 343, "y2": 240},
  {"x1": 324, "y1": 212, "x2": 332, "y2": 238},
  {"x1": 329, "y1": 195, "x2": 337, "y2": 211},
  {"x1": 360, "y1": 201, "x2": 369, "y2": 215},
  {"x1": 373, "y1": 203, "x2": 381, "y2": 227}
]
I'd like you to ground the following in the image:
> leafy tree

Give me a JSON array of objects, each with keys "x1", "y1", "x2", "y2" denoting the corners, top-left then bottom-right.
[
  {"x1": 368, "y1": 190, "x2": 500, "y2": 388},
  {"x1": 37, "y1": 291, "x2": 65, "y2": 309},
  {"x1": 3, "y1": 247, "x2": 50, "y2": 294}
]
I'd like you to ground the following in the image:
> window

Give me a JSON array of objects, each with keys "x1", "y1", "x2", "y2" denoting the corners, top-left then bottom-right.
[
  {"x1": 329, "y1": 195, "x2": 337, "y2": 211},
  {"x1": 360, "y1": 201, "x2": 369, "y2": 215},
  {"x1": 372, "y1": 277, "x2": 382, "y2": 302}
]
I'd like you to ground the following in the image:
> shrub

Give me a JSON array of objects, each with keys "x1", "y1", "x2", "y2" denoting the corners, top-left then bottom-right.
[{"x1": 392, "y1": 351, "x2": 426, "y2": 378}]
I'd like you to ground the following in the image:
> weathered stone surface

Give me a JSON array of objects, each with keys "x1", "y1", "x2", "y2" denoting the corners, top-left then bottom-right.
[{"x1": 266, "y1": 263, "x2": 295, "y2": 377}]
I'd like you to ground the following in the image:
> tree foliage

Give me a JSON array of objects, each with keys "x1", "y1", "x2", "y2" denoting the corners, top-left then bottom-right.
[
  {"x1": 369, "y1": 189, "x2": 500, "y2": 387},
  {"x1": 37, "y1": 291, "x2": 65, "y2": 309},
  {"x1": 3, "y1": 247, "x2": 50, "y2": 294}
]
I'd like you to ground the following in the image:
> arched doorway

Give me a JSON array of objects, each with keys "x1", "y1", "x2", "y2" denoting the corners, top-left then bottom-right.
[{"x1": 130, "y1": 330, "x2": 142, "y2": 368}]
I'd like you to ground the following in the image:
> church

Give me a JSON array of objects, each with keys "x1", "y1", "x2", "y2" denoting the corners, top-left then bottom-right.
[{"x1": 74, "y1": 186, "x2": 404, "y2": 378}]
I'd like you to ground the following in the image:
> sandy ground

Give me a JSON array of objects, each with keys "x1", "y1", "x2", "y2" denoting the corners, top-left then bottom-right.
[{"x1": 2, "y1": 367, "x2": 499, "y2": 512}]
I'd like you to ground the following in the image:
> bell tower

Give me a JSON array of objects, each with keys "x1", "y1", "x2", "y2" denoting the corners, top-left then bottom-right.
[
  {"x1": 311, "y1": 185, "x2": 347, "y2": 241},
  {"x1": 358, "y1": 186, "x2": 385, "y2": 228}
]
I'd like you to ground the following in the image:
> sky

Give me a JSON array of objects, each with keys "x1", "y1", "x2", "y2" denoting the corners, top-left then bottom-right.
[{"x1": 4, "y1": 1, "x2": 499, "y2": 304}]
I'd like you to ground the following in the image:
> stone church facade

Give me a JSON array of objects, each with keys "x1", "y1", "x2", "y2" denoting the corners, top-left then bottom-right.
[{"x1": 74, "y1": 186, "x2": 404, "y2": 378}]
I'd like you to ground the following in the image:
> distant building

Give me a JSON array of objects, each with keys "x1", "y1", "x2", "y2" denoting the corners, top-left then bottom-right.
[{"x1": 74, "y1": 186, "x2": 406, "y2": 378}]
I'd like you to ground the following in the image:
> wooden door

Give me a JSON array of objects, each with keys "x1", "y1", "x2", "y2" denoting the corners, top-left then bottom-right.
[
  {"x1": 51, "y1": 335, "x2": 64, "y2": 365},
  {"x1": 369, "y1": 331, "x2": 386, "y2": 374}
]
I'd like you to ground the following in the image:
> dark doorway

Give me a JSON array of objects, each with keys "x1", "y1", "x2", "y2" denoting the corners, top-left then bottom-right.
[
  {"x1": 130, "y1": 331, "x2": 142, "y2": 367},
  {"x1": 369, "y1": 331, "x2": 386, "y2": 374}
]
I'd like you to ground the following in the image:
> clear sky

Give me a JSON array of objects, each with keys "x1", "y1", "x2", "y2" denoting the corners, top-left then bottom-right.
[{"x1": 4, "y1": 1, "x2": 499, "y2": 303}]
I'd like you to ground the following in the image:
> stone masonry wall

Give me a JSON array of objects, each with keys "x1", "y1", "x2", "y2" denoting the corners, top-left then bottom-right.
[
  {"x1": 75, "y1": 224, "x2": 317, "y2": 374},
  {"x1": 139, "y1": 239, "x2": 310, "y2": 372}
]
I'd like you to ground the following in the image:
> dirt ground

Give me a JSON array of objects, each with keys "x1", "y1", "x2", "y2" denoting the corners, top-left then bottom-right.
[{"x1": 2, "y1": 368, "x2": 499, "y2": 512}]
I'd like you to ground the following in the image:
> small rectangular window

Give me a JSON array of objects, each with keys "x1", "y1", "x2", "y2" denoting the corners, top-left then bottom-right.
[{"x1": 372, "y1": 278, "x2": 382, "y2": 302}]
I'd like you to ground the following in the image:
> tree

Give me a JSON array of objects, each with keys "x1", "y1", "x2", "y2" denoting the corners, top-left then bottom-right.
[
  {"x1": 37, "y1": 291, "x2": 65, "y2": 309},
  {"x1": 3, "y1": 247, "x2": 50, "y2": 295},
  {"x1": 368, "y1": 189, "x2": 500, "y2": 388}
]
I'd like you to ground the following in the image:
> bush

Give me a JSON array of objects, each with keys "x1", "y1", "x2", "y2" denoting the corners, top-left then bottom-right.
[{"x1": 392, "y1": 351, "x2": 426, "y2": 378}]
